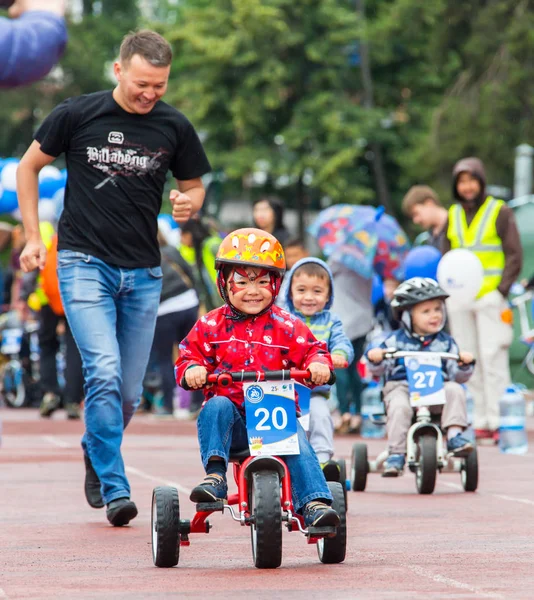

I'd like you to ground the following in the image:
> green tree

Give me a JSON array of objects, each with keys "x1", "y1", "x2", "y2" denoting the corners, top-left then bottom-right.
[
  {"x1": 165, "y1": 0, "x2": 397, "y2": 220},
  {"x1": 372, "y1": 0, "x2": 534, "y2": 202}
]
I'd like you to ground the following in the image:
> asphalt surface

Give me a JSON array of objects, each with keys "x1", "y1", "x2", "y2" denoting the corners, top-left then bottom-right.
[{"x1": 1, "y1": 408, "x2": 533, "y2": 600}]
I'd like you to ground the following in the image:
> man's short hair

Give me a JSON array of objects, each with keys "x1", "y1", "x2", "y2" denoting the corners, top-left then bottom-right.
[
  {"x1": 120, "y1": 30, "x2": 172, "y2": 68},
  {"x1": 401, "y1": 185, "x2": 441, "y2": 216}
]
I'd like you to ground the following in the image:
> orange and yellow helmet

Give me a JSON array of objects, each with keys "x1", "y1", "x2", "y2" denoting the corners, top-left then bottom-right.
[
  {"x1": 215, "y1": 228, "x2": 286, "y2": 275},
  {"x1": 215, "y1": 228, "x2": 286, "y2": 317}
]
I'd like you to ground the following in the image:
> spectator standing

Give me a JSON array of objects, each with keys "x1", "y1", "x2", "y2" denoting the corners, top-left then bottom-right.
[
  {"x1": 402, "y1": 185, "x2": 448, "y2": 251},
  {"x1": 252, "y1": 196, "x2": 291, "y2": 247},
  {"x1": 443, "y1": 157, "x2": 522, "y2": 443},
  {"x1": 179, "y1": 217, "x2": 222, "y2": 313},
  {"x1": 329, "y1": 262, "x2": 374, "y2": 433},
  {"x1": 147, "y1": 227, "x2": 200, "y2": 417}
]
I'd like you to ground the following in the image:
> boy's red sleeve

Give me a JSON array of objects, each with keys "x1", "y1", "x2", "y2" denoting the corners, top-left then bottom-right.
[
  {"x1": 290, "y1": 318, "x2": 333, "y2": 371},
  {"x1": 174, "y1": 319, "x2": 216, "y2": 384}
]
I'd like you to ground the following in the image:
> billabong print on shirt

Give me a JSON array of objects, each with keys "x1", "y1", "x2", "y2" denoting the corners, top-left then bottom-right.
[{"x1": 86, "y1": 142, "x2": 170, "y2": 189}]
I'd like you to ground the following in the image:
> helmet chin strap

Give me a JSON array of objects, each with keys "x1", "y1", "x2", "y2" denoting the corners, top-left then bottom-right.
[{"x1": 217, "y1": 267, "x2": 281, "y2": 321}]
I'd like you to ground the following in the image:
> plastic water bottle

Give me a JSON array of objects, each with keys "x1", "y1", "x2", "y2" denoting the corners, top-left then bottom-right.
[
  {"x1": 463, "y1": 386, "x2": 475, "y2": 442},
  {"x1": 499, "y1": 385, "x2": 528, "y2": 455},
  {"x1": 360, "y1": 381, "x2": 386, "y2": 439}
]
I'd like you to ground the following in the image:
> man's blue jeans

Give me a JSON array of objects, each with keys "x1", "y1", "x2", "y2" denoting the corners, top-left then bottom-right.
[
  {"x1": 57, "y1": 250, "x2": 162, "y2": 504},
  {"x1": 197, "y1": 396, "x2": 333, "y2": 512}
]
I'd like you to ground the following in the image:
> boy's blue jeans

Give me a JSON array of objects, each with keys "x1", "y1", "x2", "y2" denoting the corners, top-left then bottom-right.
[
  {"x1": 57, "y1": 250, "x2": 162, "y2": 504},
  {"x1": 197, "y1": 396, "x2": 333, "y2": 512}
]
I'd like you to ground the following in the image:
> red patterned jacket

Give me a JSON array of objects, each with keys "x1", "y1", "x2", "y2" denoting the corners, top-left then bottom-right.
[{"x1": 175, "y1": 305, "x2": 332, "y2": 409}]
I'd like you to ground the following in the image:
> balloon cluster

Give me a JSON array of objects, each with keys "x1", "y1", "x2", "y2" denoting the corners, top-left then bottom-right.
[
  {"x1": 0, "y1": 157, "x2": 66, "y2": 222},
  {"x1": 371, "y1": 244, "x2": 483, "y2": 309}
]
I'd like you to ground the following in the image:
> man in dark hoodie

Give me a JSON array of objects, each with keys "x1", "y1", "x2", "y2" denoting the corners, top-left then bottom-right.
[{"x1": 442, "y1": 157, "x2": 522, "y2": 443}]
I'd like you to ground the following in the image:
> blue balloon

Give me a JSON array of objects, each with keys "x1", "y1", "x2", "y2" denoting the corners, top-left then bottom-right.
[
  {"x1": 39, "y1": 176, "x2": 65, "y2": 199},
  {"x1": 157, "y1": 213, "x2": 179, "y2": 230},
  {"x1": 0, "y1": 189, "x2": 18, "y2": 213},
  {"x1": 404, "y1": 245, "x2": 442, "y2": 280},
  {"x1": 371, "y1": 273, "x2": 384, "y2": 305}
]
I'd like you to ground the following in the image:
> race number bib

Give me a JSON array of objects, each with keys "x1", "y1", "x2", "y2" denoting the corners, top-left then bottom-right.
[
  {"x1": 1, "y1": 328, "x2": 23, "y2": 356},
  {"x1": 244, "y1": 380, "x2": 300, "y2": 456},
  {"x1": 295, "y1": 382, "x2": 311, "y2": 431},
  {"x1": 405, "y1": 355, "x2": 446, "y2": 407}
]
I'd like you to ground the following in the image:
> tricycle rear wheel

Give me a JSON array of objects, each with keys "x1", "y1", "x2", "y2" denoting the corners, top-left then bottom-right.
[
  {"x1": 462, "y1": 445, "x2": 478, "y2": 492},
  {"x1": 351, "y1": 443, "x2": 368, "y2": 492},
  {"x1": 317, "y1": 481, "x2": 347, "y2": 564}
]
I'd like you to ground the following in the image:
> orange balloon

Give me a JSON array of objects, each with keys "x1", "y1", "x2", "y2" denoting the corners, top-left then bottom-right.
[{"x1": 501, "y1": 307, "x2": 514, "y2": 325}]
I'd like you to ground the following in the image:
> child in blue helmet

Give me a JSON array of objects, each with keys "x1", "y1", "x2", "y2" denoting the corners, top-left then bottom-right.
[{"x1": 365, "y1": 277, "x2": 475, "y2": 477}]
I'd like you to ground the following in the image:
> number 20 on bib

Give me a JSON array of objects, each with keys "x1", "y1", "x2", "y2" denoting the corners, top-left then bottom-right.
[
  {"x1": 405, "y1": 355, "x2": 446, "y2": 407},
  {"x1": 244, "y1": 381, "x2": 300, "y2": 456}
]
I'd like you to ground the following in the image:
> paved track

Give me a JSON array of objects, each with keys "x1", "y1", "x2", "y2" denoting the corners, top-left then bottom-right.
[{"x1": 1, "y1": 408, "x2": 533, "y2": 600}]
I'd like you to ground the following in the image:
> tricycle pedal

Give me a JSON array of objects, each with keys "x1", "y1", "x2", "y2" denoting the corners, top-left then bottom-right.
[
  {"x1": 307, "y1": 525, "x2": 337, "y2": 538},
  {"x1": 195, "y1": 500, "x2": 225, "y2": 512}
]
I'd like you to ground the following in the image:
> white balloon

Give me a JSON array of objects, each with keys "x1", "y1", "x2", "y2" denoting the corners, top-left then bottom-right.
[
  {"x1": 11, "y1": 208, "x2": 22, "y2": 221},
  {"x1": 437, "y1": 249, "x2": 483, "y2": 307},
  {"x1": 38, "y1": 165, "x2": 62, "y2": 181},
  {"x1": 38, "y1": 198, "x2": 58, "y2": 223},
  {"x1": 0, "y1": 161, "x2": 19, "y2": 191},
  {"x1": 53, "y1": 187, "x2": 65, "y2": 220}
]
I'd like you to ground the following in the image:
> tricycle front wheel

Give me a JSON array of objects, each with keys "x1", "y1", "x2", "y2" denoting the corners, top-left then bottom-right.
[
  {"x1": 250, "y1": 470, "x2": 282, "y2": 569},
  {"x1": 152, "y1": 486, "x2": 180, "y2": 568}
]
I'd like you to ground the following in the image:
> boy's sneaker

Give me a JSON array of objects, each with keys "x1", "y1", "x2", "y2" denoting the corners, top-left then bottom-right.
[
  {"x1": 382, "y1": 453, "x2": 405, "y2": 477},
  {"x1": 189, "y1": 474, "x2": 228, "y2": 503},
  {"x1": 447, "y1": 433, "x2": 474, "y2": 457},
  {"x1": 321, "y1": 460, "x2": 341, "y2": 482},
  {"x1": 303, "y1": 501, "x2": 340, "y2": 528},
  {"x1": 40, "y1": 392, "x2": 61, "y2": 418}
]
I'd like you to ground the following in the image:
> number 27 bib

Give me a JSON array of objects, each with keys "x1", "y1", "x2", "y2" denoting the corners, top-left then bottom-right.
[
  {"x1": 244, "y1": 380, "x2": 300, "y2": 456},
  {"x1": 405, "y1": 355, "x2": 446, "y2": 407}
]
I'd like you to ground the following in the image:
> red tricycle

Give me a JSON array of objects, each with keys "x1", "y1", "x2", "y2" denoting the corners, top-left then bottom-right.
[{"x1": 151, "y1": 369, "x2": 347, "y2": 569}]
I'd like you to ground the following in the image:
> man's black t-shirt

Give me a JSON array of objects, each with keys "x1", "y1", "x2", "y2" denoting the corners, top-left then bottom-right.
[{"x1": 34, "y1": 90, "x2": 211, "y2": 268}]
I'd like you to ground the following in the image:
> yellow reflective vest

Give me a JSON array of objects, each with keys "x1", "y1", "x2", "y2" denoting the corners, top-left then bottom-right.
[{"x1": 447, "y1": 196, "x2": 505, "y2": 298}]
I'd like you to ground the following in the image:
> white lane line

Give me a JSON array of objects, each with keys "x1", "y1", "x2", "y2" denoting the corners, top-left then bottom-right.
[
  {"x1": 41, "y1": 435, "x2": 73, "y2": 449},
  {"x1": 493, "y1": 494, "x2": 534, "y2": 506},
  {"x1": 406, "y1": 565, "x2": 504, "y2": 599},
  {"x1": 441, "y1": 480, "x2": 534, "y2": 507},
  {"x1": 367, "y1": 553, "x2": 503, "y2": 599},
  {"x1": 440, "y1": 481, "x2": 463, "y2": 490},
  {"x1": 126, "y1": 466, "x2": 192, "y2": 496},
  {"x1": 0, "y1": 587, "x2": 9, "y2": 599}
]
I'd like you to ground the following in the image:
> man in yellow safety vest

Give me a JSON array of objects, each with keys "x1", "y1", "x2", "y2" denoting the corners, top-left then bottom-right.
[{"x1": 443, "y1": 157, "x2": 523, "y2": 443}]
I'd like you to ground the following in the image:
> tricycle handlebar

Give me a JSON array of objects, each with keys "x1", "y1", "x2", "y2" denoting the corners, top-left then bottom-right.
[
  {"x1": 383, "y1": 348, "x2": 460, "y2": 361},
  {"x1": 182, "y1": 368, "x2": 336, "y2": 390}
]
